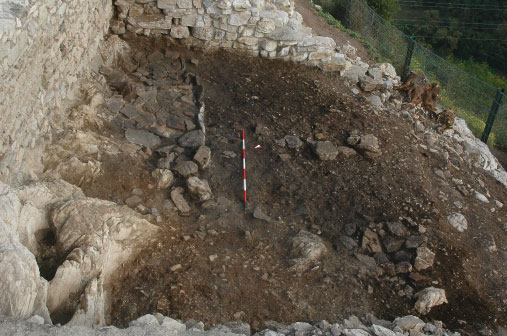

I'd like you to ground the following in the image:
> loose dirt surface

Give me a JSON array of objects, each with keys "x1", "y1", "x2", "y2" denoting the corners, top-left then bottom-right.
[{"x1": 43, "y1": 35, "x2": 507, "y2": 334}]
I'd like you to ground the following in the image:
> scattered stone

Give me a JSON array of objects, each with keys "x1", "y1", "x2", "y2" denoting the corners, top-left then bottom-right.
[
  {"x1": 336, "y1": 146, "x2": 357, "y2": 158},
  {"x1": 178, "y1": 130, "x2": 205, "y2": 149},
  {"x1": 290, "y1": 231, "x2": 327, "y2": 273},
  {"x1": 209, "y1": 254, "x2": 218, "y2": 262},
  {"x1": 193, "y1": 145, "x2": 211, "y2": 169},
  {"x1": 253, "y1": 207, "x2": 272, "y2": 222},
  {"x1": 170, "y1": 187, "x2": 191, "y2": 214},
  {"x1": 361, "y1": 229, "x2": 383, "y2": 253},
  {"x1": 338, "y1": 235, "x2": 357, "y2": 250},
  {"x1": 395, "y1": 261, "x2": 412, "y2": 274},
  {"x1": 129, "y1": 314, "x2": 160, "y2": 327},
  {"x1": 382, "y1": 236, "x2": 405, "y2": 253},
  {"x1": 386, "y1": 222, "x2": 407, "y2": 237},
  {"x1": 371, "y1": 324, "x2": 396, "y2": 336},
  {"x1": 447, "y1": 213, "x2": 468, "y2": 232},
  {"x1": 343, "y1": 329, "x2": 370, "y2": 336},
  {"x1": 344, "y1": 222, "x2": 357, "y2": 236},
  {"x1": 314, "y1": 141, "x2": 338, "y2": 160},
  {"x1": 355, "y1": 134, "x2": 380, "y2": 155},
  {"x1": 224, "y1": 321, "x2": 251, "y2": 336},
  {"x1": 223, "y1": 151, "x2": 237, "y2": 158},
  {"x1": 475, "y1": 192, "x2": 489, "y2": 203},
  {"x1": 125, "y1": 195, "x2": 143, "y2": 207},
  {"x1": 359, "y1": 76, "x2": 381, "y2": 91},
  {"x1": 152, "y1": 169, "x2": 174, "y2": 189},
  {"x1": 394, "y1": 315, "x2": 425, "y2": 332},
  {"x1": 414, "y1": 287, "x2": 448, "y2": 314},
  {"x1": 158, "y1": 157, "x2": 173, "y2": 169},
  {"x1": 373, "y1": 252, "x2": 390, "y2": 264},
  {"x1": 405, "y1": 235, "x2": 427, "y2": 249},
  {"x1": 161, "y1": 316, "x2": 186, "y2": 331},
  {"x1": 170, "y1": 264, "x2": 182, "y2": 272},
  {"x1": 125, "y1": 129, "x2": 161, "y2": 148},
  {"x1": 414, "y1": 247, "x2": 435, "y2": 271},
  {"x1": 187, "y1": 177, "x2": 213, "y2": 202},
  {"x1": 393, "y1": 250, "x2": 412, "y2": 263},
  {"x1": 173, "y1": 161, "x2": 199, "y2": 178},
  {"x1": 284, "y1": 135, "x2": 304, "y2": 149},
  {"x1": 366, "y1": 95, "x2": 382, "y2": 108}
]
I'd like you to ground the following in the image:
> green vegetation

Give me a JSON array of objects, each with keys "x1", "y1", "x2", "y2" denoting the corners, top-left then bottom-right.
[
  {"x1": 395, "y1": 0, "x2": 507, "y2": 74},
  {"x1": 366, "y1": 0, "x2": 400, "y2": 21},
  {"x1": 447, "y1": 57, "x2": 507, "y2": 90}
]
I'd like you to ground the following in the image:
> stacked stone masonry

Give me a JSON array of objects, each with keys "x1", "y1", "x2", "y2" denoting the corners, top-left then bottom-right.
[
  {"x1": 113, "y1": 0, "x2": 349, "y2": 71},
  {"x1": 0, "y1": 0, "x2": 112, "y2": 183}
]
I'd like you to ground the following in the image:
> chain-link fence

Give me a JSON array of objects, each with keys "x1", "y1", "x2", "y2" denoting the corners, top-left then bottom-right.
[{"x1": 343, "y1": 0, "x2": 506, "y2": 147}]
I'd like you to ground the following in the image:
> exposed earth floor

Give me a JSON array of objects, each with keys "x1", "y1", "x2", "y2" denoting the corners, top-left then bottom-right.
[{"x1": 37, "y1": 33, "x2": 507, "y2": 335}]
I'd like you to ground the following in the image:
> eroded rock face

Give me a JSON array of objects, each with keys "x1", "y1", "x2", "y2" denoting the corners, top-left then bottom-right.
[
  {"x1": 47, "y1": 198, "x2": 160, "y2": 320},
  {"x1": 0, "y1": 182, "x2": 51, "y2": 323}
]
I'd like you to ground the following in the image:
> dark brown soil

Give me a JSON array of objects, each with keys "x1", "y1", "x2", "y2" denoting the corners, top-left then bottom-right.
[{"x1": 73, "y1": 38, "x2": 507, "y2": 334}]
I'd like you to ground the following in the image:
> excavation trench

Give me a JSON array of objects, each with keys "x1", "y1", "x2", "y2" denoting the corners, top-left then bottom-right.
[{"x1": 39, "y1": 35, "x2": 507, "y2": 333}]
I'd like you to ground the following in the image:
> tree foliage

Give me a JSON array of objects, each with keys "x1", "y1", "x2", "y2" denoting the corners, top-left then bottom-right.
[{"x1": 367, "y1": 0, "x2": 400, "y2": 20}]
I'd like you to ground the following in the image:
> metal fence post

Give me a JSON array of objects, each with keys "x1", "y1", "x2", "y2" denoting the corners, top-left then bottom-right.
[
  {"x1": 481, "y1": 88, "x2": 505, "y2": 143},
  {"x1": 402, "y1": 38, "x2": 415, "y2": 81}
]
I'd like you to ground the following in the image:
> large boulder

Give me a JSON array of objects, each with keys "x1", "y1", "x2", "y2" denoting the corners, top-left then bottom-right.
[
  {"x1": 289, "y1": 230, "x2": 327, "y2": 273},
  {"x1": 47, "y1": 198, "x2": 160, "y2": 319}
]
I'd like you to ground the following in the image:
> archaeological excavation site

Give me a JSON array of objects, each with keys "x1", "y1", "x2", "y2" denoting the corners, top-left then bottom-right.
[{"x1": 1, "y1": 0, "x2": 507, "y2": 335}]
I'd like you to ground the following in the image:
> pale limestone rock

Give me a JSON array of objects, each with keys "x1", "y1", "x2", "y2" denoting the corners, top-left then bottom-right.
[
  {"x1": 447, "y1": 212, "x2": 468, "y2": 232},
  {"x1": 187, "y1": 177, "x2": 213, "y2": 202},
  {"x1": 414, "y1": 287, "x2": 447, "y2": 314},
  {"x1": 47, "y1": 198, "x2": 160, "y2": 317},
  {"x1": 67, "y1": 277, "x2": 106, "y2": 328},
  {"x1": 290, "y1": 230, "x2": 326, "y2": 273}
]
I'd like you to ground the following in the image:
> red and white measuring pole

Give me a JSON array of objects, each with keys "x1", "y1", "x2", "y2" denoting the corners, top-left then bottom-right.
[{"x1": 242, "y1": 130, "x2": 247, "y2": 212}]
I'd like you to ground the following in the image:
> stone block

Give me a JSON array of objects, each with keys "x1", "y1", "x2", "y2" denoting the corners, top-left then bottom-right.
[
  {"x1": 157, "y1": 0, "x2": 177, "y2": 8},
  {"x1": 176, "y1": 0, "x2": 193, "y2": 8},
  {"x1": 170, "y1": 25, "x2": 190, "y2": 38},
  {"x1": 228, "y1": 12, "x2": 251, "y2": 25}
]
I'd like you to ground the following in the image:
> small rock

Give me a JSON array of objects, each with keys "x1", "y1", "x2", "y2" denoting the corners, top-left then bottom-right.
[
  {"x1": 366, "y1": 95, "x2": 382, "y2": 108},
  {"x1": 187, "y1": 176, "x2": 213, "y2": 202},
  {"x1": 405, "y1": 235, "x2": 427, "y2": 249},
  {"x1": 386, "y1": 222, "x2": 407, "y2": 237},
  {"x1": 171, "y1": 187, "x2": 191, "y2": 214},
  {"x1": 125, "y1": 129, "x2": 161, "y2": 148},
  {"x1": 284, "y1": 135, "x2": 304, "y2": 149},
  {"x1": 157, "y1": 156, "x2": 173, "y2": 169},
  {"x1": 178, "y1": 130, "x2": 205, "y2": 149},
  {"x1": 223, "y1": 151, "x2": 237, "y2": 158},
  {"x1": 395, "y1": 261, "x2": 412, "y2": 274},
  {"x1": 394, "y1": 315, "x2": 425, "y2": 332},
  {"x1": 209, "y1": 254, "x2": 218, "y2": 262},
  {"x1": 475, "y1": 192, "x2": 489, "y2": 203},
  {"x1": 129, "y1": 314, "x2": 160, "y2": 327},
  {"x1": 337, "y1": 146, "x2": 357, "y2": 158},
  {"x1": 193, "y1": 145, "x2": 211, "y2": 169},
  {"x1": 414, "y1": 287, "x2": 448, "y2": 314},
  {"x1": 314, "y1": 141, "x2": 338, "y2": 160},
  {"x1": 393, "y1": 250, "x2": 412, "y2": 263},
  {"x1": 152, "y1": 169, "x2": 174, "y2": 189},
  {"x1": 290, "y1": 231, "x2": 327, "y2": 273},
  {"x1": 253, "y1": 207, "x2": 272, "y2": 222},
  {"x1": 344, "y1": 222, "x2": 357, "y2": 236},
  {"x1": 161, "y1": 317, "x2": 186, "y2": 331},
  {"x1": 373, "y1": 252, "x2": 390, "y2": 264},
  {"x1": 125, "y1": 195, "x2": 143, "y2": 207},
  {"x1": 174, "y1": 161, "x2": 199, "y2": 178},
  {"x1": 343, "y1": 329, "x2": 370, "y2": 336},
  {"x1": 447, "y1": 213, "x2": 468, "y2": 232},
  {"x1": 356, "y1": 134, "x2": 380, "y2": 154},
  {"x1": 361, "y1": 229, "x2": 383, "y2": 253},
  {"x1": 170, "y1": 264, "x2": 182, "y2": 272},
  {"x1": 339, "y1": 236, "x2": 358, "y2": 250},
  {"x1": 371, "y1": 324, "x2": 396, "y2": 336},
  {"x1": 414, "y1": 247, "x2": 435, "y2": 271},
  {"x1": 224, "y1": 321, "x2": 251, "y2": 336},
  {"x1": 382, "y1": 236, "x2": 405, "y2": 253}
]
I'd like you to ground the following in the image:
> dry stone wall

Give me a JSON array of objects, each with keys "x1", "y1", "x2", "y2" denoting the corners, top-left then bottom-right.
[
  {"x1": 112, "y1": 0, "x2": 349, "y2": 71},
  {"x1": 0, "y1": 0, "x2": 113, "y2": 184}
]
